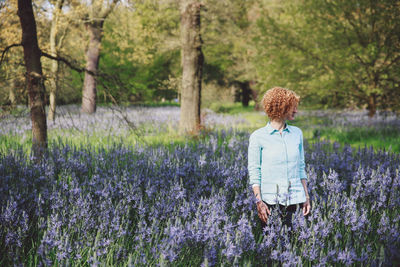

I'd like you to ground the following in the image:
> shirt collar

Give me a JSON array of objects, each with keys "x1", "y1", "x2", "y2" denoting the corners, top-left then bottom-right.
[{"x1": 265, "y1": 121, "x2": 291, "y2": 135}]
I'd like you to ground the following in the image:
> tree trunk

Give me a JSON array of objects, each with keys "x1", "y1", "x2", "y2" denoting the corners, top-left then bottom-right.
[
  {"x1": 9, "y1": 83, "x2": 16, "y2": 107},
  {"x1": 48, "y1": 77, "x2": 57, "y2": 120},
  {"x1": 17, "y1": 0, "x2": 47, "y2": 158},
  {"x1": 48, "y1": 0, "x2": 64, "y2": 121},
  {"x1": 81, "y1": 22, "x2": 103, "y2": 114},
  {"x1": 48, "y1": 20, "x2": 59, "y2": 121},
  {"x1": 249, "y1": 81, "x2": 261, "y2": 110},
  {"x1": 238, "y1": 81, "x2": 251, "y2": 107},
  {"x1": 233, "y1": 83, "x2": 241, "y2": 103},
  {"x1": 367, "y1": 93, "x2": 377, "y2": 117},
  {"x1": 7, "y1": 70, "x2": 16, "y2": 108},
  {"x1": 179, "y1": 1, "x2": 203, "y2": 134}
]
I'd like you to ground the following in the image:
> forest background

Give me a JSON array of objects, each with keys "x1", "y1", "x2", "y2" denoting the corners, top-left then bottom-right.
[{"x1": 1, "y1": 0, "x2": 399, "y2": 119}]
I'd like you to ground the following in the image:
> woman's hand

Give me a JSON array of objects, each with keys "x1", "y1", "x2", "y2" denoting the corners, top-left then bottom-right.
[
  {"x1": 302, "y1": 198, "x2": 311, "y2": 216},
  {"x1": 256, "y1": 201, "x2": 271, "y2": 223},
  {"x1": 301, "y1": 179, "x2": 311, "y2": 216}
]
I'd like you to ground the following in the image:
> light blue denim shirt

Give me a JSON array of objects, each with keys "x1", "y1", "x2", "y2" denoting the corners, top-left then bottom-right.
[{"x1": 248, "y1": 122, "x2": 308, "y2": 206}]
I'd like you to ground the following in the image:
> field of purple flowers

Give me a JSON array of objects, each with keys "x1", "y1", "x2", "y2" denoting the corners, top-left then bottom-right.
[
  {"x1": 0, "y1": 105, "x2": 248, "y2": 137},
  {"x1": 1, "y1": 107, "x2": 400, "y2": 266}
]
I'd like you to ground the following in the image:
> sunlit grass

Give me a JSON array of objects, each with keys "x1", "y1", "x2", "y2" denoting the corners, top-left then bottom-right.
[
  {"x1": 0, "y1": 123, "x2": 244, "y2": 156},
  {"x1": 1, "y1": 105, "x2": 399, "y2": 155},
  {"x1": 208, "y1": 101, "x2": 258, "y2": 115},
  {"x1": 316, "y1": 127, "x2": 400, "y2": 153},
  {"x1": 206, "y1": 103, "x2": 400, "y2": 153}
]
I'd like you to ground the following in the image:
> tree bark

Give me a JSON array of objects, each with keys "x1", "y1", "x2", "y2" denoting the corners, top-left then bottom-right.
[
  {"x1": 48, "y1": 0, "x2": 64, "y2": 121},
  {"x1": 249, "y1": 81, "x2": 261, "y2": 111},
  {"x1": 9, "y1": 84, "x2": 16, "y2": 107},
  {"x1": 6, "y1": 68, "x2": 16, "y2": 108},
  {"x1": 367, "y1": 93, "x2": 377, "y2": 117},
  {"x1": 179, "y1": 1, "x2": 203, "y2": 134},
  {"x1": 238, "y1": 81, "x2": 251, "y2": 107},
  {"x1": 81, "y1": 22, "x2": 103, "y2": 114},
  {"x1": 17, "y1": 0, "x2": 47, "y2": 157}
]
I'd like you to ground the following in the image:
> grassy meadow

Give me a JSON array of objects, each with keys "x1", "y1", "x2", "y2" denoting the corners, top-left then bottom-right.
[{"x1": 0, "y1": 104, "x2": 399, "y2": 266}]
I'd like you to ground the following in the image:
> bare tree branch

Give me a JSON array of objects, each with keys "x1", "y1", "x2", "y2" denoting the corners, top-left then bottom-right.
[
  {"x1": 0, "y1": 43, "x2": 22, "y2": 67},
  {"x1": 40, "y1": 51, "x2": 82, "y2": 71},
  {"x1": 40, "y1": 50, "x2": 98, "y2": 76},
  {"x1": 40, "y1": 50, "x2": 130, "y2": 85}
]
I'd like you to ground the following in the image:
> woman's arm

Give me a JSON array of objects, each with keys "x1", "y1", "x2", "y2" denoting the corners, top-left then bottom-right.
[
  {"x1": 248, "y1": 133, "x2": 262, "y2": 187},
  {"x1": 248, "y1": 133, "x2": 270, "y2": 222},
  {"x1": 299, "y1": 130, "x2": 310, "y2": 215},
  {"x1": 301, "y1": 179, "x2": 310, "y2": 215},
  {"x1": 253, "y1": 185, "x2": 270, "y2": 223},
  {"x1": 252, "y1": 184, "x2": 262, "y2": 202},
  {"x1": 299, "y1": 130, "x2": 307, "y2": 180}
]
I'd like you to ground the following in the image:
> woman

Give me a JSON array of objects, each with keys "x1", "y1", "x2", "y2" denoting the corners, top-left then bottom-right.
[{"x1": 248, "y1": 87, "x2": 310, "y2": 230}]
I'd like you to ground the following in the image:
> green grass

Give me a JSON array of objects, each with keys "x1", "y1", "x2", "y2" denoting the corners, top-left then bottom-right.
[
  {"x1": 316, "y1": 127, "x2": 400, "y2": 153},
  {"x1": 1, "y1": 104, "x2": 399, "y2": 154},
  {"x1": 104, "y1": 100, "x2": 180, "y2": 108},
  {"x1": 0, "y1": 124, "x2": 240, "y2": 156},
  {"x1": 208, "y1": 101, "x2": 258, "y2": 115},
  {"x1": 207, "y1": 102, "x2": 400, "y2": 153}
]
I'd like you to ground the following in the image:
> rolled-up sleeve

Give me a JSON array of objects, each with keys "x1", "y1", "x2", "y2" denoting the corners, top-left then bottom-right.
[
  {"x1": 299, "y1": 131, "x2": 307, "y2": 180},
  {"x1": 248, "y1": 133, "x2": 262, "y2": 186}
]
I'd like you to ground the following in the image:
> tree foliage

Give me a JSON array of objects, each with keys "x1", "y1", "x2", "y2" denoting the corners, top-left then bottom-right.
[
  {"x1": 254, "y1": 0, "x2": 400, "y2": 115},
  {"x1": 1, "y1": 0, "x2": 399, "y2": 115},
  {"x1": 97, "y1": 2, "x2": 181, "y2": 103}
]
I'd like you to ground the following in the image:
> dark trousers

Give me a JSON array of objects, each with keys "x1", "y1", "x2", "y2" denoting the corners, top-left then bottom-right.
[{"x1": 260, "y1": 202, "x2": 301, "y2": 231}]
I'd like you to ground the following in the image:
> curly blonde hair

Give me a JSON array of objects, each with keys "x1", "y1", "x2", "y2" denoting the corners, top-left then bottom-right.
[{"x1": 262, "y1": 87, "x2": 300, "y2": 120}]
